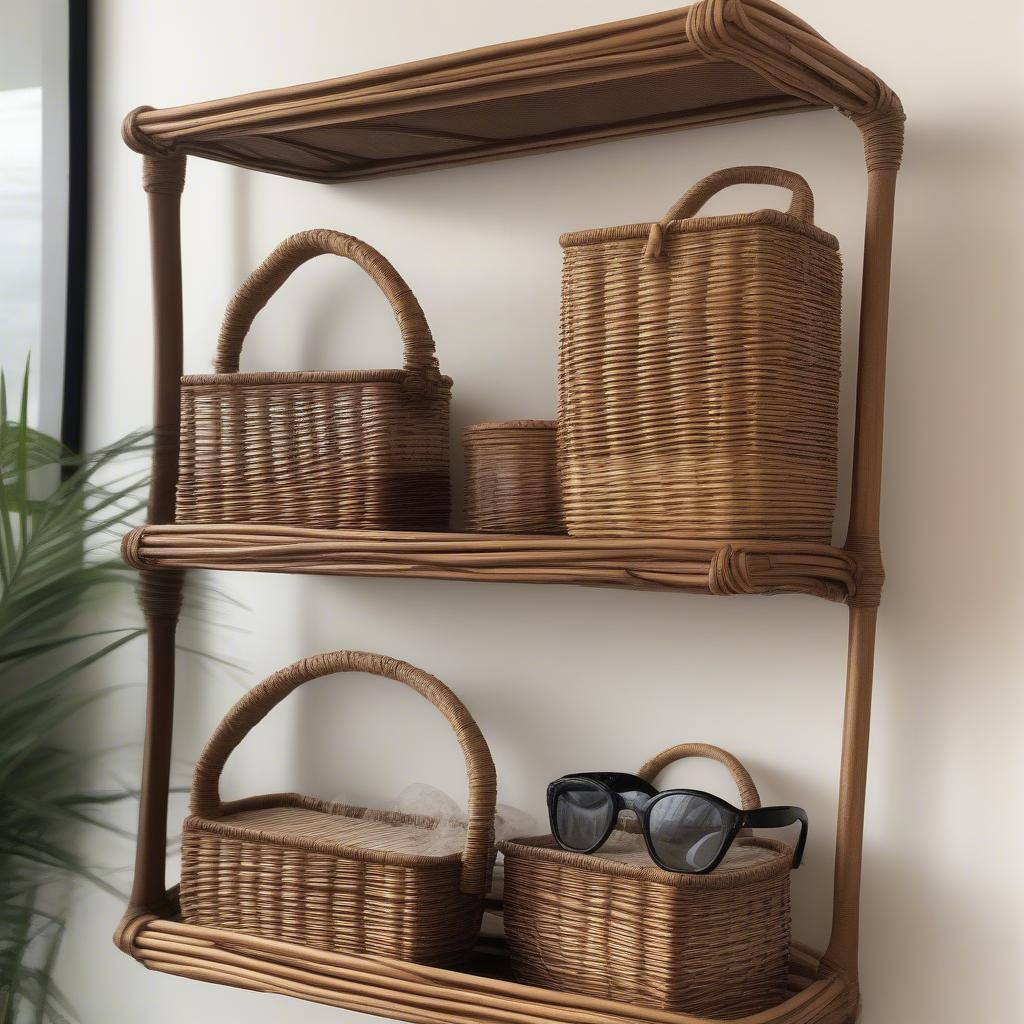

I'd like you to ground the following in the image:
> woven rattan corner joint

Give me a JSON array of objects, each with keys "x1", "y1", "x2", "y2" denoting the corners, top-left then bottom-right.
[{"x1": 114, "y1": 3, "x2": 904, "y2": 1022}]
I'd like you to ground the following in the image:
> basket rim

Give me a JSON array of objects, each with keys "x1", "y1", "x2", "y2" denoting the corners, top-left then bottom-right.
[
  {"x1": 183, "y1": 792, "x2": 473, "y2": 871},
  {"x1": 560, "y1": 209, "x2": 839, "y2": 251},
  {"x1": 464, "y1": 420, "x2": 557, "y2": 434},
  {"x1": 499, "y1": 833, "x2": 793, "y2": 889},
  {"x1": 180, "y1": 368, "x2": 453, "y2": 389}
]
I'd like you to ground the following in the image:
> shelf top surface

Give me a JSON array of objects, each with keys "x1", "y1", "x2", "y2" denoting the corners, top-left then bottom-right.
[{"x1": 122, "y1": 1, "x2": 902, "y2": 183}]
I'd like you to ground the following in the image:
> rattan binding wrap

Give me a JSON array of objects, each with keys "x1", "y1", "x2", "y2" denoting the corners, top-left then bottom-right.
[
  {"x1": 559, "y1": 166, "x2": 842, "y2": 541},
  {"x1": 179, "y1": 651, "x2": 496, "y2": 967},
  {"x1": 500, "y1": 744, "x2": 793, "y2": 1019},
  {"x1": 176, "y1": 230, "x2": 452, "y2": 531},
  {"x1": 463, "y1": 421, "x2": 563, "y2": 534}
]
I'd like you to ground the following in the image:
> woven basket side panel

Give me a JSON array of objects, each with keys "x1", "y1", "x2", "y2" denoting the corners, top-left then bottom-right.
[
  {"x1": 179, "y1": 828, "x2": 482, "y2": 967},
  {"x1": 502, "y1": 855, "x2": 790, "y2": 1019},
  {"x1": 177, "y1": 381, "x2": 450, "y2": 530},
  {"x1": 464, "y1": 431, "x2": 563, "y2": 533},
  {"x1": 558, "y1": 227, "x2": 842, "y2": 540}
]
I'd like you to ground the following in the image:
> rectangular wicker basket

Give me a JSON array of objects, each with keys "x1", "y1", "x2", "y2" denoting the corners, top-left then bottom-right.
[
  {"x1": 178, "y1": 651, "x2": 496, "y2": 967},
  {"x1": 558, "y1": 166, "x2": 842, "y2": 542},
  {"x1": 176, "y1": 230, "x2": 452, "y2": 532},
  {"x1": 499, "y1": 745, "x2": 794, "y2": 1019}
]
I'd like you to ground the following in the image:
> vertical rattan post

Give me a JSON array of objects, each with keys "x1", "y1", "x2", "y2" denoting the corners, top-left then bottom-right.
[
  {"x1": 116, "y1": 147, "x2": 187, "y2": 946},
  {"x1": 682, "y1": 4, "x2": 905, "y2": 996},
  {"x1": 826, "y1": 155, "x2": 901, "y2": 987}
]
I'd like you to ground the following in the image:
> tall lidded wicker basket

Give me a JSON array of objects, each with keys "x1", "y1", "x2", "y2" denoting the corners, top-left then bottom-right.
[
  {"x1": 176, "y1": 229, "x2": 452, "y2": 531},
  {"x1": 500, "y1": 744, "x2": 794, "y2": 1019},
  {"x1": 179, "y1": 650, "x2": 496, "y2": 967},
  {"x1": 558, "y1": 166, "x2": 842, "y2": 542}
]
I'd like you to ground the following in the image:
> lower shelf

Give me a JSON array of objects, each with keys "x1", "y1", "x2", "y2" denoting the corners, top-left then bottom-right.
[
  {"x1": 116, "y1": 912, "x2": 856, "y2": 1024},
  {"x1": 122, "y1": 524, "x2": 858, "y2": 602}
]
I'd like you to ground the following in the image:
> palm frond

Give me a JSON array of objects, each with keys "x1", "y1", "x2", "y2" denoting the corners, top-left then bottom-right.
[{"x1": 0, "y1": 367, "x2": 150, "y2": 1023}]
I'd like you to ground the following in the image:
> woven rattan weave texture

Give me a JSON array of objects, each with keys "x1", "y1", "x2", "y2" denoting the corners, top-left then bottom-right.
[
  {"x1": 176, "y1": 230, "x2": 452, "y2": 531},
  {"x1": 500, "y1": 744, "x2": 793, "y2": 1018},
  {"x1": 559, "y1": 167, "x2": 842, "y2": 541},
  {"x1": 179, "y1": 651, "x2": 496, "y2": 967},
  {"x1": 464, "y1": 421, "x2": 563, "y2": 534}
]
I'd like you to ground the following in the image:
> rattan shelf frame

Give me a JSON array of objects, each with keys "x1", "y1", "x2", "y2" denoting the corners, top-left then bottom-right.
[
  {"x1": 122, "y1": 524, "x2": 860, "y2": 602},
  {"x1": 117, "y1": 914, "x2": 856, "y2": 1024},
  {"x1": 116, "y1": 2, "x2": 903, "y2": 1023}
]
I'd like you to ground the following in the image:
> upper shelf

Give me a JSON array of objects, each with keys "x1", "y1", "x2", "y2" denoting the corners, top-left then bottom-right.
[
  {"x1": 121, "y1": 0, "x2": 904, "y2": 183},
  {"x1": 122, "y1": 524, "x2": 859, "y2": 604}
]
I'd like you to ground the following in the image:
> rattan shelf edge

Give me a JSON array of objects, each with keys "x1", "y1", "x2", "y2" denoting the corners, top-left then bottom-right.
[
  {"x1": 117, "y1": 913, "x2": 856, "y2": 1024},
  {"x1": 119, "y1": 0, "x2": 902, "y2": 183},
  {"x1": 122, "y1": 524, "x2": 859, "y2": 603}
]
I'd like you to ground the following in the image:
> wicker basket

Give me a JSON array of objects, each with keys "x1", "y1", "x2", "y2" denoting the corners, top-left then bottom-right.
[
  {"x1": 179, "y1": 650, "x2": 496, "y2": 967},
  {"x1": 558, "y1": 166, "x2": 842, "y2": 541},
  {"x1": 176, "y1": 229, "x2": 452, "y2": 531},
  {"x1": 463, "y1": 420, "x2": 563, "y2": 534},
  {"x1": 499, "y1": 744, "x2": 793, "y2": 1019}
]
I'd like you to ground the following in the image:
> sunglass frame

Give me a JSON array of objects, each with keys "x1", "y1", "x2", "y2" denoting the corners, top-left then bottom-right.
[{"x1": 547, "y1": 771, "x2": 807, "y2": 874}]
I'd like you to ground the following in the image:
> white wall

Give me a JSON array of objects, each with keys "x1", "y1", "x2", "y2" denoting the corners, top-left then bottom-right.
[{"x1": 64, "y1": 1, "x2": 1023, "y2": 1022}]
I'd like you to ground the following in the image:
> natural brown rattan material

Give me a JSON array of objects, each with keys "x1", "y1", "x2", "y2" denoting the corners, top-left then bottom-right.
[
  {"x1": 500, "y1": 744, "x2": 793, "y2": 1019},
  {"x1": 176, "y1": 229, "x2": 452, "y2": 531},
  {"x1": 120, "y1": 915, "x2": 856, "y2": 1024},
  {"x1": 120, "y1": 3, "x2": 904, "y2": 1018},
  {"x1": 178, "y1": 650, "x2": 496, "y2": 967},
  {"x1": 463, "y1": 421, "x2": 563, "y2": 534},
  {"x1": 121, "y1": 524, "x2": 859, "y2": 601},
  {"x1": 558, "y1": 166, "x2": 842, "y2": 542}
]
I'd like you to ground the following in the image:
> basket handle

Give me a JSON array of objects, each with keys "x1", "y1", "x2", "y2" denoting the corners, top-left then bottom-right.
[
  {"x1": 189, "y1": 650, "x2": 496, "y2": 897},
  {"x1": 637, "y1": 742, "x2": 761, "y2": 812},
  {"x1": 213, "y1": 229, "x2": 441, "y2": 381},
  {"x1": 644, "y1": 166, "x2": 815, "y2": 259}
]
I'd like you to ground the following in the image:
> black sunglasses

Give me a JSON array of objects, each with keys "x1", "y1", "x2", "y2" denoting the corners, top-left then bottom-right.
[{"x1": 547, "y1": 772, "x2": 807, "y2": 874}]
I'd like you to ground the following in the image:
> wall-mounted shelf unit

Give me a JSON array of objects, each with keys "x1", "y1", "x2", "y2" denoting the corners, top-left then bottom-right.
[{"x1": 115, "y1": 2, "x2": 903, "y2": 1023}]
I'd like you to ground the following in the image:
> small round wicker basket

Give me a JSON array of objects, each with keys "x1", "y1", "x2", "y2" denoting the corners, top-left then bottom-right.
[{"x1": 463, "y1": 420, "x2": 563, "y2": 534}]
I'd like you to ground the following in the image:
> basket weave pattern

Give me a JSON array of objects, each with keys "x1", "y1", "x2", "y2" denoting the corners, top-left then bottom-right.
[
  {"x1": 463, "y1": 421, "x2": 563, "y2": 534},
  {"x1": 176, "y1": 230, "x2": 452, "y2": 531},
  {"x1": 179, "y1": 651, "x2": 496, "y2": 967},
  {"x1": 500, "y1": 744, "x2": 793, "y2": 1018},
  {"x1": 558, "y1": 167, "x2": 842, "y2": 541}
]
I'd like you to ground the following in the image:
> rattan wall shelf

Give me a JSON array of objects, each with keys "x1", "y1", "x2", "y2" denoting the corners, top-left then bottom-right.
[
  {"x1": 119, "y1": 914, "x2": 856, "y2": 1024},
  {"x1": 122, "y1": 524, "x2": 860, "y2": 602},
  {"x1": 116, "y1": 3, "x2": 903, "y2": 1023}
]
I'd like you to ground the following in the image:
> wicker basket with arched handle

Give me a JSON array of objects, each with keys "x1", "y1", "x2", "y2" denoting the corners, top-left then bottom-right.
[
  {"x1": 500, "y1": 744, "x2": 793, "y2": 1018},
  {"x1": 558, "y1": 165, "x2": 842, "y2": 542},
  {"x1": 179, "y1": 650, "x2": 496, "y2": 967},
  {"x1": 176, "y1": 229, "x2": 452, "y2": 530}
]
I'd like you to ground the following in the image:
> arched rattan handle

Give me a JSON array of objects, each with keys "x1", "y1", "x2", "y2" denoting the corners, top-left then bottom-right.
[
  {"x1": 190, "y1": 650, "x2": 496, "y2": 896},
  {"x1": 645, "y1": 166, "x2": 815, "y2": 259},
  {"x1": 637, "y1": 742, "x2": 761, "y2": 811},
  {"x1": 213, "y1": 229, "x2": 441, "y2": 380}
]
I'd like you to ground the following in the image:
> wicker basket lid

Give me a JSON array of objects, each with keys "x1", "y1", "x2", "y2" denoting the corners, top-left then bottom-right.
[
  {"x1": 561, "y1": 165, "x2": 839, "y2": 251},
  {"x1": 499, "y1": 831, "x2": 793, "y2": 890},
  {"x1": 464, "y1": 420, "x2": 557, "y2": 435},
  {"x1": 560, "y1": 209, "x2": 839, "y2": 251}
]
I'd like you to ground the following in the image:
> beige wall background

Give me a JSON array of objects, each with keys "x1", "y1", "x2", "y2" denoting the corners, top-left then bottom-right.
[{"x1": 60, "y1": 1, "x2": 1023, "y2": 1021}]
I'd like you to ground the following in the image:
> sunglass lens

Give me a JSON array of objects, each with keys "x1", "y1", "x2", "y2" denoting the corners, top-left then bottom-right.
[
  {"x1": 552, "y1": 782, "x2": 615, "y2": 852},
  {"x1": 648, "y1": 794, "x2": 729, "y2": 871}
]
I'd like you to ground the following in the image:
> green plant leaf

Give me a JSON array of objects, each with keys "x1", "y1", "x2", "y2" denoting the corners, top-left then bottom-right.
[{"x1": 0, "y1": 369, "x2": 151, "y2": 1023}]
